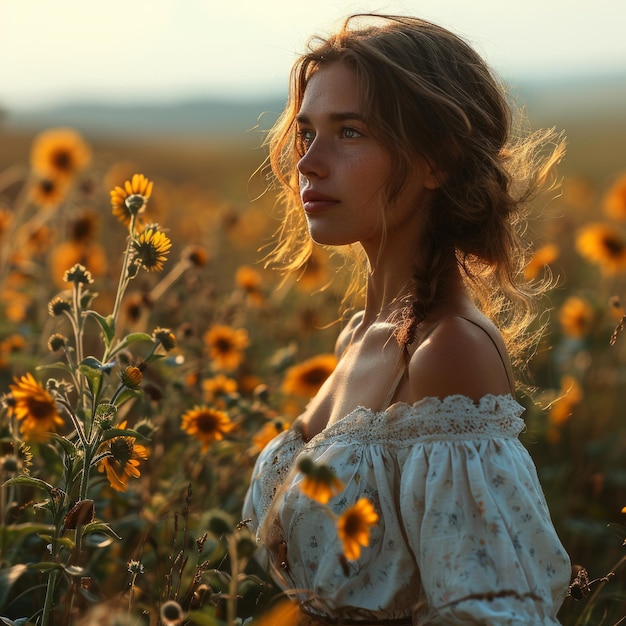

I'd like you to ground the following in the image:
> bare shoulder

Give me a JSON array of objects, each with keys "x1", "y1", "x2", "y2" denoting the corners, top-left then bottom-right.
[
  {"x1": 408, "y1": 315, "x2": 513, "y2": 402},
  {"x1": 334, "y1": 311, "x2": 364, "y2": 359}
]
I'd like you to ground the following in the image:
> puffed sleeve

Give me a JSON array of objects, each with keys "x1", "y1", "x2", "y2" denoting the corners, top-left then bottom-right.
[{"x1": 399, "y1": 436, "x2": 571, "y2": 625}]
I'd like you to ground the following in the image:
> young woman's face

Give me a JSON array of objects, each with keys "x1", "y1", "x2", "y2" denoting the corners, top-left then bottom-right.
[{"x1": 296, "y1": 62, "x2": 437, "y2": 254}]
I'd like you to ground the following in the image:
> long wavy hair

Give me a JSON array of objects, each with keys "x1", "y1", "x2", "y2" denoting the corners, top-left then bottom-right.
[{"x1": 263, "y1": 13, "x2": 564, "y2": 369}]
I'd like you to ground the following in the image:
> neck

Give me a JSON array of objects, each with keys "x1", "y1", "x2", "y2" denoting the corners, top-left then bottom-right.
[{"x1": 361, "y1": 253, "x2": 466, "y2": 327}]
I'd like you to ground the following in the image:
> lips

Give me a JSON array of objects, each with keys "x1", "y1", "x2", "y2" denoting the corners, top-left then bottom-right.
[{"x1": 301, "y1": 189, "x2": 339, "y2": 212}]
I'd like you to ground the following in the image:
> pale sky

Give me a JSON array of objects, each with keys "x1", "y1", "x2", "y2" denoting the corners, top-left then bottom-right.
[{"x1": 0, "y1": 0, "x2": 624, "y2": 111}]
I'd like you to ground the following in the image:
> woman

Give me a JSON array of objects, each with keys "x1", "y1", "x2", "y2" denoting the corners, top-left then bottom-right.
[{"x1": 244, "y1": 13, "x2": 570, "y2": 625}]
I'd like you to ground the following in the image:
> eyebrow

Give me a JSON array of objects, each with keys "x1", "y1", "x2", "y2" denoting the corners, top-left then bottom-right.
[{"x1": 296, "y1": 111, "x2": 366, "y2": 124}]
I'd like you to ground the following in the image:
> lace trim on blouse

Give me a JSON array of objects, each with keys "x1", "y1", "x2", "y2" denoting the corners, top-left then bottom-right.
[{"x1": 299, "y1": 393, "x2": 525, "y2": 446}]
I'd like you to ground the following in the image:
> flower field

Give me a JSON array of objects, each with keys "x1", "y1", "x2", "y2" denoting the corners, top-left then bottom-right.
[{"x1": 0, "y1": 112, "x2": 625, "y2": 625}]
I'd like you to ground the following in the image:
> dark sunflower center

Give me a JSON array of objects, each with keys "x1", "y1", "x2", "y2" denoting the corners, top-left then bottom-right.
[
  {"x1": 40, "y1": 179, "x2": 55, "y2": 194},
  {"x1": 196, "y1": 412, "x2": 220, "y2": 433},
  {"x1": 215, "y1": 338, "x2": 234, "y2": 353},
  {"x1": 343, "y1": 512, "x2": 361, "y2": 535},
  {"x1": 111, "y1": 438, "x2": 134, "y2": 465},
  {"x1": 602, "y1": 234, "x2": 625, "y2": 257},
  {"x1": 51, "y1": 149, "x2": 72, "y2": 172},
  {"x1": 303, "y1": 367, "x2": 330, "y2": 386},
  {"x1": 137, "y1": 242, "x2": 160, "y2": 267},
  {"x1": 72, "y1": 217, "x2": 95, "y2": 242},
  {"x1": 26, "y1": 398, "x2": 56, "y2": 421}
]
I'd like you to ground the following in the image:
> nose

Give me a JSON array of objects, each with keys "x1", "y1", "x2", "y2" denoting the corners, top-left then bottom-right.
[{"x1": 297, "y1": 139, "x2": 328, "y2": 180}]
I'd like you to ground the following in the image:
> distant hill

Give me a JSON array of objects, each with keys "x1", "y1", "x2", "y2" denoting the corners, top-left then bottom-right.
[
  {"x1": 1, "y1": 97, "x2": 287, "y2": 144},
  {"x1": 1, "y1": 72, "x2": 624, "y2": 142}
]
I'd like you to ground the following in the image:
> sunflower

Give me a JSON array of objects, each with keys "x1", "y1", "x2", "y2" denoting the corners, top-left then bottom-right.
[
  {"x1": 251, "y1": 418, "x2": 286, "y2": 453},
  {"x1": 110, "y1": 173, "x2": 153, "y2": 229},
  {"x1": 202, "y1": 374, "x2": 237, "y2": 405},
  {"x1": 603, "y1": 173, "x2": 626, "y2": 221},
  {"x1": 29, "y1": 177, "x2": 69, "y2": 209},
  {"x1": 524, "y1": 243, "x2": 559, "y2": 281},
  {"x1": 203, "y1": 325, "x2": 249, "y2": 371},
  {"x1": 30, "y1": 128, "x2": 91, "y2": 182},
  {"x1": 576, "y1": 223, "x2": 626, "y2": 274},
  {"x1": 282, "y1": 354, "x2": 337, "y2": 398},
  {"x1": 152, "y1": 327, "x2": 176, "y2": 351},
  {"x1": 180, "y1": 406, "x2": 233, "y2": 453},
  {"x1": 298, "y1": 456, "x2": 344, "y2": 504},
  {"x1": 9, "y1": 372, "x2": 64, "y2": 442},
  {"x1": 235, "y1": 265, "x2": 264, "y2": 306},
  {"x1": 132, "y1": 228, "x2": 172, "y2": 272},
  {"x1": 558, "y1": 296, "x2": 594, "y2": 338},
  {"x1": 336, "y1": 498, "x2": 379, "y2": 561},
  {"x1": 97, "y1": 420, "x2": 149, "y2": 492}
]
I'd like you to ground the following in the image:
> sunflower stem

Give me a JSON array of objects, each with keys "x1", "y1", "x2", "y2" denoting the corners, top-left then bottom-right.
[
  {"x1": 41, "y1": 568, "x2": 59, "y2": 626},
  {"x1": 108, "y1": 237, "x2": 136, "y2": 355}
]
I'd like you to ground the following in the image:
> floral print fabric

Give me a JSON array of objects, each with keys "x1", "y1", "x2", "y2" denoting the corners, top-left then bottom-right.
[{"x1": 243, "y1": 394, "x2": 571, "y2": 624}]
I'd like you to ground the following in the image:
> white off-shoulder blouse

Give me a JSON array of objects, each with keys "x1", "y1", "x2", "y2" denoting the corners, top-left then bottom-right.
[{"x1": 243, "y1": 394, "x2": 571, "y2": 625}]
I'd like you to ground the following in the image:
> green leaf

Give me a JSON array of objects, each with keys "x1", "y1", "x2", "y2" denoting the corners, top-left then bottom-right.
[
  {"x1": 37, "y1": 535, "x2": 75, "y2": 550},
  {"x1": 113, "y1": 388, "x2": 141, "y2": 408},
  {"x1": 35, "y1": 361, "x2": 75, "y2": 376},
  {"x1": 78, "y1": 357, "x2": 105, "y2": 397},
  {"x1": 50, "y1": 433, "x2": 78, "y2": 457},
  {"x1": 85, "y1": 310, "x2": 115, "y2": 346},
  {"x1": 82, "y1": 521, "x2": 122, "y2": 541},
  {"x1": 2, "y1": 475, "x2": 56, "y2": 495},
  {"x1": 109, "y1": 332, "x2": 153, "y2": 357},
  {"x1": 99, "y1": 427, "x2": 146, "y2": 443},
  {"x1": 79, "y1": 356, "x2": 104, "y2": 371}
]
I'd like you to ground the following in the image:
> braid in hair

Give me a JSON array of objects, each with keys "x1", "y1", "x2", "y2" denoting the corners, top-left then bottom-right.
[{"x1": 394, "y1": 210, "x2": 454, "y2": 348}]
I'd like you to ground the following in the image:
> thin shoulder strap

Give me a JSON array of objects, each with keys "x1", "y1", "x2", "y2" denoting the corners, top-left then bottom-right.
[
  {"x1": 382, "y1": 314, "x2": 515, "y2": 408},
  {"x1": 381, "y1": 366, "x2": 407, "y2": 408},
  {"x1": 456, "y1": 316, "x2": 516, "y2": 393}
]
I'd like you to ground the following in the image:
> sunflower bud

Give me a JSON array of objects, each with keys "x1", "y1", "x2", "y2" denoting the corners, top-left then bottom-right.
[
  {"x1": 47, "y1": 333, "x2": 68, "y2": 352},
  {"x1": 48, "y1": 297, "x2": 72, "y2": 317},
  {"x1": 125, "y1": 193, "x2": 147, "y2": 216},
  {"x1": 119, "y1": 365, "x2": 142, "y2": 389},
  {"x1": 152, "y1": 327, "x2": 176, "y2": 351},
  {"x1": 63, "y1": 263, "x2": 94, "y2": 285}
]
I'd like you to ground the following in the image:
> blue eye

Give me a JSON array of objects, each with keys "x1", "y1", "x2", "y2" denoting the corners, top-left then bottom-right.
[
  {"x1": 296, "y1": 129, "x2": 315, "y2": 153},
  {"x1": 342, "y1": 127, "x2": 361, "y2": 139}
]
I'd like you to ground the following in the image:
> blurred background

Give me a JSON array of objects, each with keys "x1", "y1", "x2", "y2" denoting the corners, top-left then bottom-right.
[{"x1": 1, "y1": 1, "x2": 626, "y2": 623}]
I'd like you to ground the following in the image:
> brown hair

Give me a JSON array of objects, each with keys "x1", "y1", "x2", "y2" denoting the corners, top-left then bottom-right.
[{"x1": 263, "y1": 14, "x2": 564, "y2": 368}]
